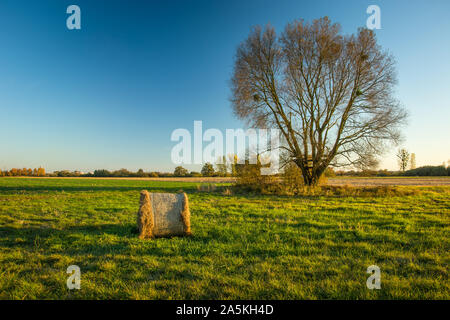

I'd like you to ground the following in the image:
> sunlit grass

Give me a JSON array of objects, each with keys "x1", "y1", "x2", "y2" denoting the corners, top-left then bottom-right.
[{"x1": 0, "y1": 178, "x2": 448, "y2": 299}]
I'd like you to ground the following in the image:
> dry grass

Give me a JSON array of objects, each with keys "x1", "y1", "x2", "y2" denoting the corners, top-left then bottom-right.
[{"x1": 233, "y1": 182, "x2": 427, "y2": 198}]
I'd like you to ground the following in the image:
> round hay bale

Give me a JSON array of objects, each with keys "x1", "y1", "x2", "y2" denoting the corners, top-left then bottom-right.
[{"x1": 137, "y1": 190, "x2": 191, "y2": 239}]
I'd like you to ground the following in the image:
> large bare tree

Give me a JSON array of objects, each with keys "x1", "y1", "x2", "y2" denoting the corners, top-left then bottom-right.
[{"x1": 231, "y1": 17, "x2": 407, "y2": 185}]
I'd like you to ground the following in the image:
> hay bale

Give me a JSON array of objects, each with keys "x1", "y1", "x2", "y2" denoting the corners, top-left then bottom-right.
[
  {"x1": 137, "y1": 190, "x2": 154, "y2": 239},
  {"x1": 137, "y1": 190, "x2": 191, "y2": 239}
]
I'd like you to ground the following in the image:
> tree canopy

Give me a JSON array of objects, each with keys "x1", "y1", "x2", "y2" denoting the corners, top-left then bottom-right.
[{"x1": 231, "y1": 17, "x2": 407, "y2": 185}]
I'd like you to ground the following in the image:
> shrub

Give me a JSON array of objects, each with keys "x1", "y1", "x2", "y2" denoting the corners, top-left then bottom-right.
[
  {"x1": 282, "y1": 163, "x2": 304, "y2": 194},
  {"x1": 234, "y1": 160, "x2": 277, "y2": 193},
  {"x1": 324, "y1": 167, "x2": 336, "y2": 177},
  {"x1": 190, "y1": 171, "x2": 202, "y2": 177}
]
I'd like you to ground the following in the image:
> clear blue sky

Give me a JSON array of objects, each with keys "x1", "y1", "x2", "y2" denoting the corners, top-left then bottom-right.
[{"x1": 1, "y1": 0, "x2": 449, "y2": 172}]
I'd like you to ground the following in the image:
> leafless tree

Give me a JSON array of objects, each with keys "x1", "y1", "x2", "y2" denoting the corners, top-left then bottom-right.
[
  {"x1": 397, "y1": 148, "x2": 410, "y2": 172},
  {"x1": 230, "y1": 17, "x2": 407, "y2": 185}
]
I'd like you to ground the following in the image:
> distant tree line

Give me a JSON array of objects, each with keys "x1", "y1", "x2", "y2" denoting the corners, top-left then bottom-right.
[
  {"x1": 403, "y1": 165, "x2": 450, "y2": 177},
  {"x1": 335, "y1": 166, "x2": 449, "y2": 177},
  {"x1": 0, "y1": 167, "x2": 45, "y2": 177},
  {"x1": 50, "y1": 164, "x2": 450, "y2": 178},
  {"x1": 51, "y1": 165, "x2": 227, "y2": 178},
  {"x1": 1, "y1": 162, "x2": 448, "y2": 178},
  {"x1": 52, "y1": 169, "x2": 168, "y2": 178}
]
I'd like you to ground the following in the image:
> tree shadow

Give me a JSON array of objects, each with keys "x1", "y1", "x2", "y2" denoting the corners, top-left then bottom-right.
[
  {"x1": 0, "y1": 223, "x2": 203, "y2": 258},
  {"x1": 0, "y1": 185, "x2": 197, "y2": 193}
]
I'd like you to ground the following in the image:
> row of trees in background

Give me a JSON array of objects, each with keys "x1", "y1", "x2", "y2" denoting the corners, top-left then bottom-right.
[
  {"x1": 52, "y1": 169, "x2": 166, "y2": 178},
  {"x1": 174, "y1": 162, "x2": 223, "y2": 177},
  {"x1": 395, "y1": 148, "x2": 450, "y2": 176},
  {"x1": 175, "y1": 155, "x2": 237, "y2": 177},
  {"x1": 335, "y1": 166, "x2": 450, "y2": 177},
  {"x1": 0, "y1": 167, "x2": 45, "y2": 177},
  {"x1": 2, "y1": 154, "x2": 449, "y2": 178},
  {"x1": 51, "y1": 164, "x2": 227, "y2": 178},
  {"x1": 403, "y1": 165, "x2": 450, "y2": 177},
  {"x1": 396, "y1": 149, "x2": 418, "y2": 172}
]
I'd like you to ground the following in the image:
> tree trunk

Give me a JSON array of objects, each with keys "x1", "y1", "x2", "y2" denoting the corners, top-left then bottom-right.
[
  {"x1": 304, "y1": 173, "x2": 319, "y2": 186},
  {"x1": 298, "y1": 162, "x2": 326, "y2": 186}
]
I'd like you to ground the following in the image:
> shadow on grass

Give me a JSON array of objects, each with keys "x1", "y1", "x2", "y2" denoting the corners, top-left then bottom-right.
[
  {"x1": 0, "y1": 185, "x2": 198, "y2": 193},
  {"x1": 0, "y1": 223, "x2": 198, "y2": 256},
  {"x1": 0, "y1": 224, "x2": 207, "y2": 290}
]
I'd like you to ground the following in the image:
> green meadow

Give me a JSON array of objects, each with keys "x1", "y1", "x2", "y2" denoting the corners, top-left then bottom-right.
[{"x1": 0, "y1": 177, "x2": 448, "y2": 299}]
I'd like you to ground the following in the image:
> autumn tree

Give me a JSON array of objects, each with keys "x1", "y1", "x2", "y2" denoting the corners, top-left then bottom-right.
[
  {"x1": 37, "y1": 167, "x2": 46, "y2": 176},
  {"x1": 397, "y1": 148, "x2": 410, "y2": 172},
  {"x1": 173, "y1": 166, "x2": 188, "y2": 177},
  {"x1": 231, "y1": 17, "x2": 407, "y2": 185},
  {"x1": 201, "y1": 163, "x2": 215, "y2": 177}
]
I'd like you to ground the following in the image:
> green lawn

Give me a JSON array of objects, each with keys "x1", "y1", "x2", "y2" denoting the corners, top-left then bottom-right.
[{"x1": 0, "y1": 177, "x2": 448, "y2": 299}]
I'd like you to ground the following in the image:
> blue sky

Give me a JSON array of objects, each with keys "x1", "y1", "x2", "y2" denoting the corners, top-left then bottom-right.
[{"x1": 0, "y1": 0, "x2": 449, "y2": 172}]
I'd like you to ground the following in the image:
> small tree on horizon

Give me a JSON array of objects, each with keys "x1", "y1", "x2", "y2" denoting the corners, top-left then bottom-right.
[
  {"x1": 201, "y1": 163, "x2": 215, "y2": 177},
  {"x1": 174, "y1": 166, "x2": 188, "y2": 177},
  {"x1": 397, "y1": 148, "x2": 410, "y2": 172}
]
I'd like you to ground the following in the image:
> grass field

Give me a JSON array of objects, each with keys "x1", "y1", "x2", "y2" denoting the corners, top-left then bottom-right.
[{"x1": 0, "y1": 177, "x2": 448, "y2": 299}]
